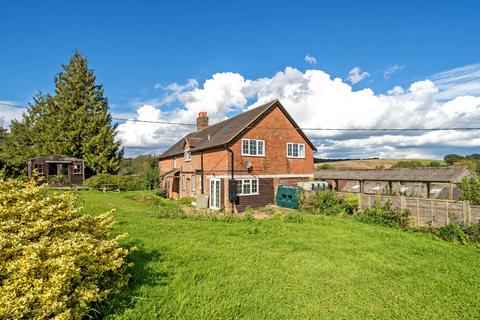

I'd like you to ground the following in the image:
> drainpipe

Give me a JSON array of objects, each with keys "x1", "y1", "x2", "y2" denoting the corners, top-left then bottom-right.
[
  {"x1": 226, "y1": 145, "x2": 235, "y2": 211},
  {"x1": 226, "y1": 146, "x2": 234, "y2": 181},
  {"x1": 201, "y1": 151, "x2": 204, "y2": 194}
]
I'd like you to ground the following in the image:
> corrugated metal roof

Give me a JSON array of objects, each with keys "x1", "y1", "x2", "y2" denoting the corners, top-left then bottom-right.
[
  {"x1": 314, "y1": 167, "x2": 476, "y2": 183},
  {"x1": 158, "y1": 99, "x2": 316, "y2": 159}
]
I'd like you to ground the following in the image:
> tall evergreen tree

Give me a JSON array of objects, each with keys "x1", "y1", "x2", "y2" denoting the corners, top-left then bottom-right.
[{"x1": 0, "y1": 50, "x2": 123, "y2": 175}]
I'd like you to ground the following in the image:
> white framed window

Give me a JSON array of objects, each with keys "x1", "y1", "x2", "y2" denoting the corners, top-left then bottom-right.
[
  {"x1": 235, "y1": 178, "x2": 259, "y2": 196},
  {"x1": 184, "y1": 150, "x2": 191, "y2": 162},
  {"x1": 287, "y1": 143, "x2": 305, "y2": 158},
  {"x1": 241, "y1": 139, "x2": 265, "y2": 156},
  {"x1": 182, "y1": 175, "x2": 186, "y2": 190},
  {"x1": 73, "y1": 164, "x2": 82, "y2": 174},
  {"x1": 33, "y1": 163, "x2": 44, "y2": 175},
  {"x1": 192, "y1": 175, "x2": 197, "y2": 193},
  {"x1": 173, "y1": 157, "x2": 177, "y2": 168}
]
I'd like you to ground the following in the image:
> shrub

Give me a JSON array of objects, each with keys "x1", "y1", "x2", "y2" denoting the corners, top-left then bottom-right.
[
  {"x1": 392, "y1": 160, "x2": 424, "y2": 168},
  {"x1": 302, "y1": 190, "x2": 357, "y2": 216},
  {"x1": 342, "y1": 195, "x2": 359, "y2": 215},
  {"x1": 154, "y1": 188, "x2": 167, "y2": 198},
  {"x1": 48, "y1": 174, "x2": 71, "y2": 187},
  {"x1": 459, "y1": 177, "x2": 480, "y2": 205},
  {"x1": 284, "y1": 212, "x2": 305, "y2": 223},
  {"x1": 244, "y1": 208, "x2": 255, "y2": 222},
  {"x1": 360, "y1": 200, "x2": 411, "y2": 229},
  {"x1": 144, "y1": 167, "x2": 160, "y2": 190},
  {"x1": 0, "y1": 179, "x2": 133, "y2": 319},
  {"x1": 85, "y1": 174, "x2": 145, "y2": 191},
  {"x1": 178, "y1": 196, "x2": 195, "y2": 206}
]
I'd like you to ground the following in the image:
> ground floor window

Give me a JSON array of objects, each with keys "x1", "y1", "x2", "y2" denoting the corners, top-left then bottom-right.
[
  {"x1": 33, "y1": 163, "x2": 44, "y2": 174},
  {"x1": 236, "y1": 178, "x2": 259, "y2": 196},
  {"x1": 73, "y1": 164, "x2": 82, "y2": 174}
]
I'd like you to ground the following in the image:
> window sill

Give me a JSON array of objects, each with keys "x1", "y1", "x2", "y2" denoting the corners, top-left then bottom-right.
[
  {"x1": 237, "y1": 193, "x2": 260, "y2": 196},
  {"x1": 241, "y1": 154, "x2": 265, "y2": 157},
  {"x1": 287, "y1": 156, "x2": 306, "y2": 159}
]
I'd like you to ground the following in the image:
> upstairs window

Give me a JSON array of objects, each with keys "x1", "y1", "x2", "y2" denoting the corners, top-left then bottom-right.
[
  {"x1": 287, "y1": 143, "x2": 305, "y2": 158},
  {"x1": 242, "y1": 139, "x2": 265, "y2": 156},
  {"x1": 184, "y1": 150, "x2": 191, "y2": 162},
  {"x1": 235, "y1": 178, "x2": 259, "y2": 196}
]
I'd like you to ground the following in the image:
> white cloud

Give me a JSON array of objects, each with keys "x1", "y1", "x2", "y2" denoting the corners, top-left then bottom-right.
[
  {"x1": 304, "y1": 54, "x2": 317, "y2": 65},
  {"x1": 0, "y1": 101, "x2": 24, "y2": 128},
  {"x1": 118, "y1": 65, "x2": 480, "y2": 158},
  {"x1": 346, "y1": 67, "x2": 370, "y2": 84},
  {"x1": 431, "y1": 63, "x2": 480, "y2": 100},
  {"x1": 387, "y1": 86, "x2": 405, "y2": 95},
  {"x1": 383, "y1": 64, "x2": 405, "y2": 80}
]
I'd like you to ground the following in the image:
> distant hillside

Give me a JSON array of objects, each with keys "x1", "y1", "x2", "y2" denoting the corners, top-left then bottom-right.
[{"x1": 314, "y1": 159, "x2": 445, "y2": 170}]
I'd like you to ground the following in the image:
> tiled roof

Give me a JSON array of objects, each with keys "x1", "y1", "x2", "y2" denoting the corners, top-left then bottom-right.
[{"x1": 159, "y1": 99, "x2": 316, "y2": 159}]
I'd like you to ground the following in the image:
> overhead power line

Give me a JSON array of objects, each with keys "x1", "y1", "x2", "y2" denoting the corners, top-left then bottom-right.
[{"x1": 1, "y1": 101, "x2": 480, "y2": 132}]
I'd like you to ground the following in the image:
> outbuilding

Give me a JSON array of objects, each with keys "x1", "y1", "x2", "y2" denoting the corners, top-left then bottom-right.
[
  {"x1": 315, "y1": 167, "x2": 476, "y2": 200},
  {"x1": 28, "y1": 155, "x2": 85, "y2": 186}
]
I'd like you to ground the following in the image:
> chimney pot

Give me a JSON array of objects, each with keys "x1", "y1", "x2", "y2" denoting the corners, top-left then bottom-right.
[{"x1": 197, "y1": 112, "x2": 209, "y2": 130}]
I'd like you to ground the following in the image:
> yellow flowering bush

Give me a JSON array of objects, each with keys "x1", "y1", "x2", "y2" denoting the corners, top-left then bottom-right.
[{"x1": 0, "y1": 179, "x2": 132, "y2": 319}]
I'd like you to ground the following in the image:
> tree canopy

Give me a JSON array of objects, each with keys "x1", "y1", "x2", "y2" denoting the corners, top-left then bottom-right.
[{"x1": 0, "y1": 50, "x2": 122, "y2": 176}]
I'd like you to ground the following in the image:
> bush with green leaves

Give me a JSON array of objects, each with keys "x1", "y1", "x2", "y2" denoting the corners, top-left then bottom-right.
[
  {"x1": 0, "y1": 179, "x2": 133, "y2": 319},
  {"x1": 360, "y1": 200, "x2": 411, "y2": 229},
  {"x1": 302, "y1": 190, "x2": 358, "y2": 216},
  {"x1": 144, "y1": 166, "x2": 160, "y2": 190},
  {"x1": 85, "y1": 174, "x2": 145, "y2": 191},
  {"x1": 459, "y1": 177, "x2": 480, "y2": 205},
  {"x1": 178, "y1": 196, "x2": 195, "y2": 206},
  {"x1": 48, "y1": 174, "x2": 71, "y2": 187}
]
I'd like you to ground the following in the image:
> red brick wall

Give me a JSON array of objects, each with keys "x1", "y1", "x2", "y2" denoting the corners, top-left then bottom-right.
[
  {"x1": 159, "y1": 104, "x2": 315, "y2": 206},
  {"x1": 229, "y1": 106, "x2": 314, "y2": 176}
]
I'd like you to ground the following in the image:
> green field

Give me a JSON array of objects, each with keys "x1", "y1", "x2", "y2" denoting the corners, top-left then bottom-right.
[{"x1": 74, "y1": 191, "x2": 480, "y2": 319}]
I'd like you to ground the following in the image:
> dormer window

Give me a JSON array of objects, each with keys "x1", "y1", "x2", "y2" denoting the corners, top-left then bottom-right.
[{"x1": 184, "y1": 150, "x2": 191, "y2": 162}]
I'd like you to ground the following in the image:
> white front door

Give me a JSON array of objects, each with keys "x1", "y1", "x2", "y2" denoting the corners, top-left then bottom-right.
[{"x1": 209, "y1": 178, "x2": 221, "y2": 210}]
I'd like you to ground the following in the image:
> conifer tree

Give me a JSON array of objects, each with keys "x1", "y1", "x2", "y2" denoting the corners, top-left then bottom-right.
[{"x1": 0, "y1": 50, "x2": 123, "y2": 175}]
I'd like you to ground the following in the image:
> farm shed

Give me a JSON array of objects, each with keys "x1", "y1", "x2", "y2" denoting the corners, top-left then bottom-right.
[
  {"x1": 28, "y1": 155, "x2": 85, "y2": 186},
  {"x1": 314, "y1": 167, "x2": 476, "y2": 200}
]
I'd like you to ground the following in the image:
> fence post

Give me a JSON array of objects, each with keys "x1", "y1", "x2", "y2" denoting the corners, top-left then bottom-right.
[
  {"x1": 463, "y1": 200, "x2": 470, "y2": 225},
  {"x1": 430, "y1": 199, "x2": 434, "y2": 226},
  {"x1": 400, "y1": 196, "x2": 406, "y2": 210},
  {"x1": 368, "y1": 195, "x2": 371, "y2": 208},
  {"x1": 358, "y1": 193, "x2": 362, "y2": 211},
  {"x1": 445, "y1": 202, "x2": 449, "y2": 225},
  {"x1": 416, "y1": 198, "x2": 420, "y2": 226}
]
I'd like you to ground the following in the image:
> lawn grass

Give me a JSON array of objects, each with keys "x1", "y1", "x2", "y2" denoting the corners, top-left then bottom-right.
[{"x1": 72, "y1": 190, "x2": 480, "y2": 319}]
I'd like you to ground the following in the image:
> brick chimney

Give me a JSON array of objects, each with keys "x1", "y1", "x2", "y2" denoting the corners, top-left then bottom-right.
[{"x1": 197, "y1": 112, "x2": 209, "y2": 130}]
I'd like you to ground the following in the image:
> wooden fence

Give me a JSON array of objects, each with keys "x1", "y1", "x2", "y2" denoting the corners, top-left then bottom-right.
[
  {"x1": 303, "y1": 190, "x2": 480, "y2": 227},
  {"x1": 335, "y1": 192, "x2": 480, "y2": 227}
]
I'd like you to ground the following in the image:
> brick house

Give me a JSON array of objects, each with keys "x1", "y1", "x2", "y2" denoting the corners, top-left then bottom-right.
[{"x1": 158, "y1": 99, "x2": 316, "y2": 212}]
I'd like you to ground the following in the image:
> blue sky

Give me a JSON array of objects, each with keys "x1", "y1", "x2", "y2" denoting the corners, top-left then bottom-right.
[{"x1": 1, "y1": 0, "x2": 480, "y2": 158}]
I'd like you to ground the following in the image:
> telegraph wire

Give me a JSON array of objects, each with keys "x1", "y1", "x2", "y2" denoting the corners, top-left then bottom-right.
[{"x1": 1, "y1": 102, "x2": 480, "y2": 132}]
